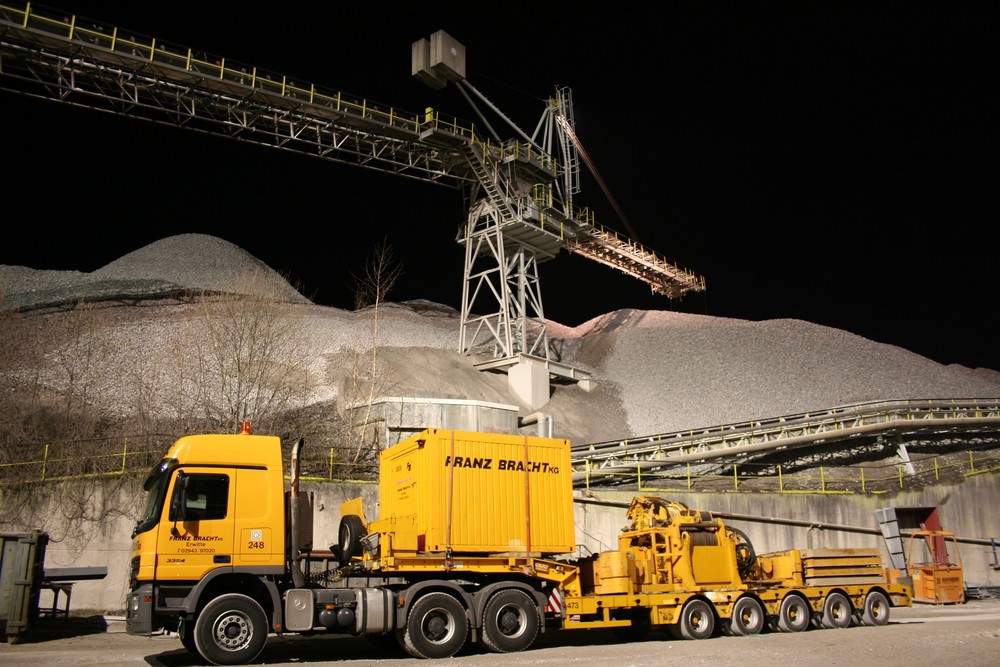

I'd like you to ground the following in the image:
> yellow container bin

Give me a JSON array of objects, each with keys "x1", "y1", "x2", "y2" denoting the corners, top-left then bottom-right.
[{"x1": 379, "y1": 428, "x2": 575, "y2": 555}]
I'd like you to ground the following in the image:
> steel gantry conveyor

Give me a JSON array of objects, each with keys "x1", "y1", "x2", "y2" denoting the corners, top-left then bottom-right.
[
  {"x1": 571, "y1": 398, "x2": 1000, "y2": 487},
  {"x1": 0, "y1": 4, "x2": 704, "y2": 390}
]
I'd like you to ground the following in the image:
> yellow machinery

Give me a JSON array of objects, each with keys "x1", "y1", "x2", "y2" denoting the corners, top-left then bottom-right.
[
  {"x1": 906, "y1": 530, "x2": 965, "y2": 604},
  {"x1": 127, "y1": 428, "x2": 911, "y2": 664}
]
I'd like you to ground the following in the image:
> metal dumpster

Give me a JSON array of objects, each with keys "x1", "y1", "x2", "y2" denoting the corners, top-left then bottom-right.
[{"x1": 0, "y1": 531, "x2": 48, "y2": 643}]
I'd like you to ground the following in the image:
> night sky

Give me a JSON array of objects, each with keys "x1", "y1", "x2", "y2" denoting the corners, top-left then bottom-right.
[{"x1": 2, "y1": 2, "x2": 996, "y2": 370}]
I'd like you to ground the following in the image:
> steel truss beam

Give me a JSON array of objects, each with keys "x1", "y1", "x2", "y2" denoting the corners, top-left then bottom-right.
[{"x1": 0, "y1": 5, "x2": 704, "y2": 378}]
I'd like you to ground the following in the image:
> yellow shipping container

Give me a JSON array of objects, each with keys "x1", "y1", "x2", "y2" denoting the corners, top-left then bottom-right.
[{"x1": 378, "y1": 428, "x2": 575, "y2": 555}]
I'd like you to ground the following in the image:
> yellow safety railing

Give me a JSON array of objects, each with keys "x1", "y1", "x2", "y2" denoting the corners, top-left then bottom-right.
[{"x1": 0, "y1": 438, "x2": 382, "y2": 486}]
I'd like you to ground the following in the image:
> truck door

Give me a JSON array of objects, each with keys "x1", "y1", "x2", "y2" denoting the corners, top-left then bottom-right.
[
  {"x1": 234, "y1": 467, "x2": 284, "y2": 566},
  {"x1": 155, "y1": 469, "x2": 236, "y2": 580}
]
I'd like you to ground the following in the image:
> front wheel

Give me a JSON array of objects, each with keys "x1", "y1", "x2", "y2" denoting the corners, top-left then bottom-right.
[
  {"x1": 678, "y1": 599, "x2": 715, "y2": 640},
  {"x1": 193, "y1": 594, "x2": 268, "y2": 666},
  {"x1": 402, "y1": 592, "x2": 469, "y2": 659},
  {"x1": 861, "y1": 591, "x2": 891, "y2": 626},
  {"x1": 481, "y1": 589, "x2": 540, "y2": 653},
  {"x1": 179, "y1": 618, "x2": 201, "y2": 657}
]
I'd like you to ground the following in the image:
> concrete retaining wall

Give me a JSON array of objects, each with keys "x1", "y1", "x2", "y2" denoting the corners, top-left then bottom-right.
[{"x1": 18, "y1": 474, "x2": 1000, "y2": 614}]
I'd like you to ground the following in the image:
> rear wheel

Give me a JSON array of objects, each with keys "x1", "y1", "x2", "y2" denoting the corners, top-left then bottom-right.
[
  {"x1": 861, "y1": 591, "x2": 891, "y2": 626},
  {"x1": 678, "y1": 599, "x2": 715, "y2": 640},
  {"x1": 193, "y1": 594, "x2": 268, "y2": 666},
  {"x1": 728, "y1": 596, "x2": 765, "y2": 636},
  {"x1": 480, "y1": 589, "x2": 540, "y2": 653},
  {"x1": 402, "y1": 592, "x2": 468, "y2": 659},
  {"x1": 821, "y1": 592, "x2": 853, "y2": 629},
  {"x1": 776, "y1": 594, "x2": 811, "y2": 633}
]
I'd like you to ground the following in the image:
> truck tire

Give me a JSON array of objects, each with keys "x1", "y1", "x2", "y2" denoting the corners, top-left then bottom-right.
[
  {"x1": 179, "y1": 618, "x2": 201, "y2": 658},
  {"x1": 339, "y1": 515, "x2": 366, "y2": 560},
  {"x1": 775, "y1": 594, "x2": 811, "y2": 633},
  {"x1": 193, "y1": 594, "x2": 268, "y2": 666},
  {"x1": 727, "y1": 596, "x2": 765, "y2": 636},
  {"x1": 402, "y1": 592, "x2": 468, "y2": 659},
  {"x1": 678, "y1": 599, "x2": 715, "y2": 640},
  {"x1": 480, "y1": 589, "x2": 540, "y2": 653},
  {"x1": 861, "y1": 590, "x2": 891, "y2": 626},
  {"x1": 820, "y1": 592, "x2": 853, "y2": 629}
]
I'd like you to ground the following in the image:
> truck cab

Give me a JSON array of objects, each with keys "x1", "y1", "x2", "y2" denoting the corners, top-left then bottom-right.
[{"x1": 126, "y1": 432, "x2": 291, "y2": 662}]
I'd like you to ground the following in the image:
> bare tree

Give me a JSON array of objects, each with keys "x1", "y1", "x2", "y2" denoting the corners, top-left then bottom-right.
[
  {"x1": 0, "y1": 300, "x2": 138, "y2": 538},
  {"x1": 347, "y1": 240, "x2": 402, "y2": 465},
  {"x1": 0, "y1": 266, "x2": 322, "y2": 537},
  {"x1": 180, "y1": 266, "x2": 317, "y2": 434}
]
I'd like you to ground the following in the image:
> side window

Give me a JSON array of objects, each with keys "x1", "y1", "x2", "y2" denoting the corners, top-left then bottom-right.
[{"x1": 170, "y1": 473, "x2": 230, "y2": 521}]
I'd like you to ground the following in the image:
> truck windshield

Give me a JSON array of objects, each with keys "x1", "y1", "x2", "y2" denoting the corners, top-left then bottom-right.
[{"x1": 132, "y1": 458, "x2": 178, "y2": 538}]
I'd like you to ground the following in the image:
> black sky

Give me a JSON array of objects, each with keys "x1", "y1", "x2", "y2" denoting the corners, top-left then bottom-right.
[{"x1": 2, "y1": 2, "x2": 997, "y2": 370}]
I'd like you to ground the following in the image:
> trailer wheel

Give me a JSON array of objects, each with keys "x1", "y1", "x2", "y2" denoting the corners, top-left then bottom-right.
[
  {"x1": 193, "y1": 594, "x2": 268, "y2": 666},
  {"x1": 861, "y1": 590, "x2": 891, "y2": 626},
  {"x1": 820, "y1": 592, "x2": 853, "y2": 629},
  {"x1": 339, "y1": 515, "x2": 366, "y2": 560},
  {"x1": 678, "y1": 599, "x2": 715, "y2": 640},
  {"x1": 728, "y1": 596, "x2": 765, "y2": 636},
  {"x1": 402, "y1": 592, "x2": 468, "y2": 659},
  {"x1": 480, "y1": 589, "x2": 540, "y2": 653},
  {"x1": 776, "y1": 594, "x2": 811, "y2": 633}
]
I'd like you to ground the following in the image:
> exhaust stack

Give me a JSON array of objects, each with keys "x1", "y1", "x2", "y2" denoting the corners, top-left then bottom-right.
[{"x1": 289, "y1": 438, "x2": 306, "y2": 587}]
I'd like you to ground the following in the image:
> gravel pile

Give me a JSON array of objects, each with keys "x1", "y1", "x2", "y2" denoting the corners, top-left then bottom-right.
[
  {"x1": 3, "y1": 233, "x2": 999, "y2": 443},
  {"x1": 0, "y1": 234, "x2": 307, "y2": 309}
]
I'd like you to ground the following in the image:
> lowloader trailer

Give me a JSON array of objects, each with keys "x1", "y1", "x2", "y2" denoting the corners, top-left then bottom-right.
[{"x1": 126, "y1": 426, "x2": 911, "y2": 665}]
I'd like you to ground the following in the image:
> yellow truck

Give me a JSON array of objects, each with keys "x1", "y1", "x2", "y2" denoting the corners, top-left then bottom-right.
[{"x1": 126, "y1": 426, "x2": 911, "y2": 665}]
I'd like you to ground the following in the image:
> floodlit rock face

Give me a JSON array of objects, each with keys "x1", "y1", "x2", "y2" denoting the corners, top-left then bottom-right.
[{"x1": 3, "y1": 233, "x2": 999, "y2": 443}]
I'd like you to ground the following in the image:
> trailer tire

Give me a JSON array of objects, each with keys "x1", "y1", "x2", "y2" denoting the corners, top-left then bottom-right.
[
  {"x1": 861, "y1": 590, "x2": 891, "y2": 626},
  {"x1": 678, "y1": 599, "x2": 715, "y2": 640},
  {"x1": 820, "y1": 592, "x2": 853, "y2": 629},
  {"x1": 402, "y1": 592, "x2": 468, "y2": 659},
  {"x1": 480, "y1": 589, "x2": 540, "y2": 653},
  {"x1": 339, "y1": 515, "x2": 366, "y2": 560},
  {"x1": 728, "y1": 596, "x2": 765, "y2": 636},
  {"x1": 775, "y1": 594, "x2": 811, "y2": 633},
  {"x1": 193, "y1": 594, "x2": 268, "y2": 666}
]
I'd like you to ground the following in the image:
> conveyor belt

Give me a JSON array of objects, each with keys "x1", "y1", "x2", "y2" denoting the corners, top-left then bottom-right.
[{"x1": 572, "y1": 398, "x2": 1000, "y2": 487}]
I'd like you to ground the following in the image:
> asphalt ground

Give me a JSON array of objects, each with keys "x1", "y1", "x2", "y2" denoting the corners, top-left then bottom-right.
[{"x1": 2, "y1": 597, "x2": 999, "y2": 666}]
